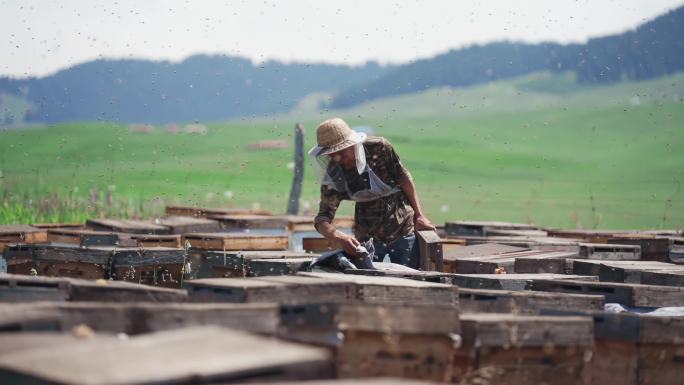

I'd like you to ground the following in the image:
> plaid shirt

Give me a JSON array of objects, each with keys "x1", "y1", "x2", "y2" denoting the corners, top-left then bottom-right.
[{"x1": 314, "y1": 136, "x2": 415, "y2": 244}]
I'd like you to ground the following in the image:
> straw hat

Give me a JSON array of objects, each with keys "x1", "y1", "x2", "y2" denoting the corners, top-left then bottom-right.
[{"x1": 314, "y1": 118, "x2": 367, "y2": 156}]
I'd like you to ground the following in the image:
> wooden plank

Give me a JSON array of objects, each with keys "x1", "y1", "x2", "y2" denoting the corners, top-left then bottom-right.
[
  {"x1": 150, "y1": 215, "x2": 221, "y2": 234},
  {"x1": 587, "y1": 339, "x2": 638, "y2": 385},
  {"x1": 183, "y1": 232, "x2": 289, "y2": 251},
  {"x1": 463, "y1": 236, "x2": 581, "y2": 252},
  {"x1": 0, "y1": 326, "x2": 333, "y2": 384},
  {"x1": 209, "y1": 214, "x2": 290, "y2": 230},
  {"x1": 164, "y1": 205, "x2": 272, "y2": 217},
  {"x1": 451, "y1": 273, "x2": 596, "y2": 291},
  {"x1": 0, "y1": 302, "x2": 279, "y2": 335},
  {"x1": 443, "y1": 243, "x2": 527, "y2": 273},
  {"x1": 458, "y1": 288, "x2": 604, "y2": 315},
  {"x1": 30, "y1": 223, "x2": 83, "y2": 230},
  {"x1": 416, "y1": 230, "x2": 443, "y2": 271},
  {"x1": 514, "y1": 255, "x2": 569, "y2": 274},
  {"x1": 184, "y1": 276, "x2": 350, "y2": 304},
  {"x1": 460, "y1": 313, "x2": 594, "y2": 347},
  {"x1": 527, "y1": 279, "x2": 684, "y2": 307},
  {"x1": 607, "y1": 235, "x2": 671, "y2": 262},
  {"x1": 299, "y1": 272, "x2": 459, "y2": 307},
  {"x1": 111, "y1": 247, "x2": 186, "y2": 288},
  {"x1": 47, "y1": 228, "x2": 121, "y2": 247},
  {"x1": 638, "y1": 343, "x2": 684, "y2": 385},
  {"x1": 640, "y1": 270, "x2": 684, "y2": 286},
  {"x1": 246, "y1": 258, "x2": 312, "y2": 277},
  {"x1": 336, "y1": 331, "x2": 457, "y2": 382},
  {"x1": 280, "y1": 302, "x2": 459, "y2": 336},
  {"x1": 86, "y1": 218, "x2": 171, "y2": 235},
  {"x1": 546, "y1": 228, "x2": 629, "y2": 243},
  {"x1": 343, "y1": 268, "x2": 456, "y2": 284},
  {"x1": 0, "y1": 225, "x2": 47, "y2": 249},
  {"x1": 303, "y1": 237, "x2": 338, "y2": 252},
  {"x1": 127, "y1": 234, "x2": 182, "y2": 248},
  {"x1": 598, "y1": 261, "x2": 684, "y2": 284},
  {"x1": 579, "y1": 242, "x2": 641, "y2": 260},
  {"x1": 0, "y1": 273, "x2": 187, "y2": 303},
  {"x1": 444, "y1": 221, "x2": 538, "y2": 237}
]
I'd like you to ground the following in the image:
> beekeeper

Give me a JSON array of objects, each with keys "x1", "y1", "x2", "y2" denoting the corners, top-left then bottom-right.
[{"x1": 310, "y1": 118, "x2": 436, "y2": 268}]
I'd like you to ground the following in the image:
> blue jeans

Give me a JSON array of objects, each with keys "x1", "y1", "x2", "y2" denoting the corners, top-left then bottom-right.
[{"x1": 372, "y1": 232, "x2": 419, "y2": 269}]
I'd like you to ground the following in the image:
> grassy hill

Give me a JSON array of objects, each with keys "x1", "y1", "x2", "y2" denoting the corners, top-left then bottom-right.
[{"x1": 1, "y1": 72, "x2": 683, "y2": 229}]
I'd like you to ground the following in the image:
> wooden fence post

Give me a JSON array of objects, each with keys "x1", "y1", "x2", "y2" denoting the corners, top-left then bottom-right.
[{"x1": 287, "y1": 123, "x2": 305, "y2": 215}]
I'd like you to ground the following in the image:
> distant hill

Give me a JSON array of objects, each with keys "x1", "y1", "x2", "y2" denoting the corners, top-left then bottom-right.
[
  {"x1": 330, "y1": 6, "x2": 684, "y2": 108},
  {"x1": 0, "y1": 56, "x2": 389, "y2": 125},
  {"x1": 1, "y1": 6, "x2": 682, "y2": 125}
]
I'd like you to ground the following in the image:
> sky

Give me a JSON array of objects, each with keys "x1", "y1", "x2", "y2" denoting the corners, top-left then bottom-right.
[{"x1": 2, "y1": 0, "x2": 684, "y2": 78}]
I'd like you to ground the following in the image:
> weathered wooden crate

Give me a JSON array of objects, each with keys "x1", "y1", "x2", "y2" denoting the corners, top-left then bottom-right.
[
  {"x1": 127, "y1": 234, "x2": 182, "y2": 248},
  {"x1": 546, "y1": 228, "x2": 627, "y2": 243},
  {"x1": 451, "y1": 273, "x2": 596, "y2": 291},
  {"x1": 465, "y1": 236, "x2": 581, "y2": 252},
  {"x1": 527, "y1": 279, "x2": 684, "y2": 307},
  {"x1": 187, "y1": 250, "x2": 316, "y2": 278},
  {"x1": 280, "y1": 302, "x2": 459, "y2": 382},
  {"x1": 164, "y1": 204, "x2": 272, "y2": 217},
  {"x1": 149, "y1": 215, "x2": 221, "y2": 234},
  {"x1": 579, "y1": 242, "x2": 641, "y2": 260},
  {"x1": 553, "y1": 310, "x2": 684, "y2": 385},
  {"x1": 454, "y1": 314, "x2": 594, "y2": 385},
  {"x1": 343, "y1": 268, "x2": 457, "y2": 284},
  {"x1": 0, "y1": 302, "x2": 279, "y2": 335},
  {"x1": 209, "y1": 214, "x2": 290, "y2": 230},
  {"x1": 301, "y1": 272, "x2": 459, "y2": 307},
  {"x1": 417, "y1": 230, "x2": 443, "y2": 271},
  {"x1": 0, "y1": 326, "x2": 333, "y2": 384},
  {"x1": 444, "y1": 221, "x2": 539, "y2": 237},
  {"x1": 443, "y1": 243, "x2": 528, "y2": 273},
  {"x1": 303, "y1": 236, "x2": 338, "y2": 252},
  {"x1": 246, "y1": 258, "x2": 312, "y2": 277},
  {"x1": 111, "y1": 247, "x2": 186, "y2": 288},
  {"x1": 454, "y1": 250, "x2": 578, "y2": 274},
  {"x1": 0, "y1": 273, "x2": 187, "y2": 302},
  {"x1": 86, "y1": 218, "x2": 171, "y2": 235},
  {"x1": 458, "y1": 288, "x2": 604, "y2": 315},
  {"x1": 184, "y1": 275, "x2": 351, "y2": 304},
  {"x1": 4, "y1": 243, "x2": 112, "y2": 279},
  {"x1": 597, "y1": 261, "x2": 684, "y2": 284},
  {"x1": 0, "y1": 225, "x2": 47, "y2": 250},
  {"x1": 47, "y1": 228, "x2": 122, "y2": 247},
  {"x1": 608, "y1": 234, "x2": 672, "y2": 262},
  {"x1": 183, "y1": 232, "x2": 289, "y2": 251},
  {"x1": 514, "y1": 254, "x2": 572, "y2": 274}
]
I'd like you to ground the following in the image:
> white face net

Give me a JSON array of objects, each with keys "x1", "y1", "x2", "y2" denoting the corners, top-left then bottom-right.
[{"x1": 308, "y1": 141, "x2": 400, "y2": 202}]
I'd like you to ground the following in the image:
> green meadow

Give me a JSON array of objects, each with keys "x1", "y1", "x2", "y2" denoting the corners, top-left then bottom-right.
[{"x1": 1, "y1": 72, "x2": 683, "y2": 229}]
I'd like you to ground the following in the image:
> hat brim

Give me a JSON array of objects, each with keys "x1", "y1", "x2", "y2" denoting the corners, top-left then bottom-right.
[{"x1": 315, "y1": 131, "x2": 367, "y2": 156}]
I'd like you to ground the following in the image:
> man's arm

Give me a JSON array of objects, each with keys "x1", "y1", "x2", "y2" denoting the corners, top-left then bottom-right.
[
  {"x1": 313, "y1": 185, "x2": 360, "y2": 256},
  {"x1": 399, "y1": 171, "x2": 436, "y2": 231}
]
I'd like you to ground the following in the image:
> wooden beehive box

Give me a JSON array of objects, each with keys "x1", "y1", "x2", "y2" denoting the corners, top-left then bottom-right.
[
  {"x1": 164, "y1": 205, "x2": 272, "y2": 217},
  {"x1": 280, "y1": 302, "x2": 460, "y2": 382},
  {"x1": 579, "y1": 242, "x2": 641, "y2": 260},
  {"x1": 607, "y1": 234, "x2": 672, "y2": 262},
  {"x1": 596, "y1": 261, "x2": 684, "y2": 284},
  {"x1": 86, "y1": 218, "x2": 171, "y2": 235},
  {"x1": 458, "y1": 288, "x2": 604, "y2": 315},
  {"x1": 443, "y1": 243, "x2": 528, "y2": 273},
  {"x1": 527, "y1": 279, "x2": 684, "y2": 307},
  {"x1": 183, "y1": 232, "x2": 289, "y2": 251},
  {"x1": 4, "y1": 243, "x2": 113, "y2": 279},
  {"x1": 454, "y1": 314, "x2": 594, "y2": 385},
  {"x1": 300, "y1": 272, "x2": 459, "y2": 307},
  {"x1": 303, "y1": 236, "x2": 338, "y2": 252},
  {"x1": 0, "y1": 225, "x2": 47, "y2": 250},
  {"x1": 110, "y1": 247, "x2": 186, "y2": 288},
  {"x1": 450, "y1": 273, "x2": 596, "y2": 291},
  {"x1": 444, "y1": 221, "x2": 539, "y2": 237},
  {"x1": 0, "y1": 273, "x2": 187, "y2": 303},
  {"x1": 187, "y1": 250, "x2": 316, "y2": 278},
  {"x1": 184, "y1": 275, "x2": 351, "y2": 304}
]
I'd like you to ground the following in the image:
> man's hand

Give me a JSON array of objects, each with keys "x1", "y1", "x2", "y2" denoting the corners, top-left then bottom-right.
[
  {"x1": 334, "y1": 231, "x2": 361, "y2": 256},
  {"x1": 414, "y1": 214, "x2": 436, "y2": 231}
]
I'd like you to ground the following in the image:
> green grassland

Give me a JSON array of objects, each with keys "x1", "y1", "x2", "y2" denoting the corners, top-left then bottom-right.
[{"x1": 1, "y1": 72, "x2": 683, "y2": 229}]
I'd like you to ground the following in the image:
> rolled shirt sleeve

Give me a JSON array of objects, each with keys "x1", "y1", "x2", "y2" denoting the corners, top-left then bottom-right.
[{"x1": 314, "y1": 184, "x2": 349, "y2": 226}]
